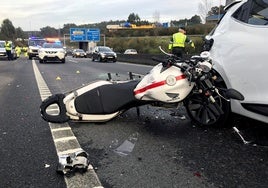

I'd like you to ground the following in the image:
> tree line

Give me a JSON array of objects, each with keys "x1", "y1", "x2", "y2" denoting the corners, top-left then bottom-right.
[{"x1": 0, "y1": 5, "x2": 224, "y2": 47}]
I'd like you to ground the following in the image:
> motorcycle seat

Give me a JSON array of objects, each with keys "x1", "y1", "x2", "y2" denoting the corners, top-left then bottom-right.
[{"x1": 74, "y1": 80, "x2": 140, "y2": 114}]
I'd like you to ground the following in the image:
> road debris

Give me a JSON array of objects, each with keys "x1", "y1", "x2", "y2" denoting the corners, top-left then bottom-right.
[
  {"x1": 233, "y1": 127, "x2": 252, "y2": 145},
  {"x1": 57, "y1": 150, "x2": 89, "y2": 175}
]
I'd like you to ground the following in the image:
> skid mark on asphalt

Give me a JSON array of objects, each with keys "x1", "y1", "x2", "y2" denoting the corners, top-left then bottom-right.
[{"x1": 32, "y1": 60, "x2": 103, "y2": 188}]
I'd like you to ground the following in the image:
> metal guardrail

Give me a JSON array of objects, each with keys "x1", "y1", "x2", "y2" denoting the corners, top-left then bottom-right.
[
  {"x1": 117, "y1": 53, "x2": 193, "y2": 65},
  {"x1": 117, "y1": 54, "x2": 166, "y2": 65}
]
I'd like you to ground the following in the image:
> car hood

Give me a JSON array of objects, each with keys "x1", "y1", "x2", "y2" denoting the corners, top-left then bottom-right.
[
  {"x1": 101, "y1": 51, "x2": 115, "y2": 55},
  {"x1": 41, "y1": 48, "x2": 63, "y2": 52},
  {"x1": 0, "y1": 48, "x2": 6, "y2": 52}
]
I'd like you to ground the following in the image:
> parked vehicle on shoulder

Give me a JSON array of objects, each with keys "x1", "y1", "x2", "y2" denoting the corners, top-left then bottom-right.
[
  {"x1": 124, "y1": 49, "x2": 138, "y2": 54},
  {"x1": 92, "y1": 46, "x2": 117, "y2": 62},
  {"x1": 0, "y1": 40, "x2": 17, "y2": 60},
  {"x1": 38, "y1": 42, "x2": 66, "y2": 63},
  {"x1": 204, "y1": 0, "x2": 268, "y2": 124},
  {"x1": 72, "y1": 49, "x2": 87, "y2": 58}
]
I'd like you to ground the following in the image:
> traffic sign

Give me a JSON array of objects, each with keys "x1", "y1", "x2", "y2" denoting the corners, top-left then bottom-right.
[
  {"x1": 70, "y1": 28, "x2": 100, "y2": 42},
  {"x1": 87, "y1": 28, "x2": 100, "y2": 42},
  {"x1": 70, "y1": 28, "x2": 87, "y2": 41}
]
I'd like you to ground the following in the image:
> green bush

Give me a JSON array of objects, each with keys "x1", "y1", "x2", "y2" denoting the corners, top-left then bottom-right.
[{"x1": 100, "y1": 35, "x2": 205, "y2": 55}]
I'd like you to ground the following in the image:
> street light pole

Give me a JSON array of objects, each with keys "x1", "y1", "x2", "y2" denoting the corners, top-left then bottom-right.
[
  {"x1": 64, "y1": 34, "x2": 70, "y2": 47},
  {"x1": 101, "y1": 34, "x2": 106, "y2": 46}
]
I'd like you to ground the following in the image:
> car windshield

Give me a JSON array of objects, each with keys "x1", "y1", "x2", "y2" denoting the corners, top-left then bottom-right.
[
  {"x1": 43, "y1": 43, "x2": 63, "y2": 48},
  {"x1": 126, "y1": 49, "x2": 137, "y2": 52},
  {"x1": 99, "y1": 47, "x2": 112, "y2": 52},
  {"x1": 76, "y1": 49, "x2": 85, "y2": 52},
  {"x1": 29, "y1": 40, "x2": 46, "y2": 46}
]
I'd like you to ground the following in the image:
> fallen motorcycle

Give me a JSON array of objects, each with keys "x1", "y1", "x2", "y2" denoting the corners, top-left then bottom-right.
[{"x1": 40, "y1": 47, "x2": 244, "y2": 127}]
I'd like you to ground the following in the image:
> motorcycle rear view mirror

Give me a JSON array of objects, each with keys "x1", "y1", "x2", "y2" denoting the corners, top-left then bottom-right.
[{"x1": 225, "y1": 88, "x2": 245, "y2": 101}]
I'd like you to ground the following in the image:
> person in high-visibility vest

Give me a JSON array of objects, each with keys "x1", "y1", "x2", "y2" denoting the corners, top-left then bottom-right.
[
  {"x1": 15, "y1": 46, "x2": 21, "y2": 57},
  {"x1": 168, "y1": 41, "x2": 173, "y2": 53},
  {"x1": 22, "y1": 46, "x2": 28, "y2": 57},
  {"x1": 170, "y1": 27, "x2": 195, "y2": 58},
  {"x1": 4, "y1": 41, "x2": 12, "y2": 60}
]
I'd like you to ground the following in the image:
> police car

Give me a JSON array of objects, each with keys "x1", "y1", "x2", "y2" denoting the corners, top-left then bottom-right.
[
  {"x1": 38, "y1": 39, "x2": 66, "y2": 63},
  {"x1": 204, "y1": 0, "x2": 268, "y2": 124}
]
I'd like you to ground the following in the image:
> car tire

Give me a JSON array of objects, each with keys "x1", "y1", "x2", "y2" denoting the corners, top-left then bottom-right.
[
  {"x1": 61, "y1": 59, "x2": 65, "y2": 63},
  {"x1": 184, "y1": 74, "x2": 231, "y2": 127}
]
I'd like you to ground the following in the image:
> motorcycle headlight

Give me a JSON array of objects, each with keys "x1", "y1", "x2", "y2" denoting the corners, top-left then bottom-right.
[{"x1": 198, "y1": 61, "x2": 212, "y2": 73}]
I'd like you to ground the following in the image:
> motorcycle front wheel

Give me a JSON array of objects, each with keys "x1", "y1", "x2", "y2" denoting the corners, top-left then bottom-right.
[{"x1": 184, "y1": 90, "x2": 231, "y2": 127}]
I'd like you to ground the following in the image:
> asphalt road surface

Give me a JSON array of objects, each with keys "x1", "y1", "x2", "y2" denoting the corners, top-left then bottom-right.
[{"x1": 0, "y1": 56, "x2": 267, "y2": 188}]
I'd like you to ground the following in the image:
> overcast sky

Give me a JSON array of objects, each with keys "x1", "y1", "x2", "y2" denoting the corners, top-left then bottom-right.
[{"x1": 1, "y1": 0, "x2": 225, "y2": 31}]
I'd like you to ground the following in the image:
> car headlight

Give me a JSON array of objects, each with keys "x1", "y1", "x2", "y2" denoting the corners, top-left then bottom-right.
[
  {"x1": 58, "y1": 49, "x2": 65, "y2": 53},
  {"x1": 38, "y1": 49, "x2": 45, "y2": 53},
  {"x1": 114, "y1": 53, "x2": 117, "y2": 57},
  {"x1": 100, "y1": 53, "x2": 105, "y2": 58}
]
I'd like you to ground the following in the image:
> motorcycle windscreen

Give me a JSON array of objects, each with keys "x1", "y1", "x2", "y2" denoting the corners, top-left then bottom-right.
[{"x1": 74, "y1": 81, "x2": 139, "y2": 114}]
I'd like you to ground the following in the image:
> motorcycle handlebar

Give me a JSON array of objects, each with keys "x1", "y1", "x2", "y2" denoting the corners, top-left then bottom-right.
[{"x1": 154, "y1": 46, "x2": 213, "y2": 81}]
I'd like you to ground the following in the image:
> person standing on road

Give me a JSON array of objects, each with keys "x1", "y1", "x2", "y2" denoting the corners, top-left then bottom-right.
[
  {"x1": 170, "y1": 27, "x2": 195, "y2": 58},
  {"x1": 4, "y1": 40, "x2": 12, "y2": 60},
  {"x1": 15, "y1": 45, "x2": 21, "y2": 57}
]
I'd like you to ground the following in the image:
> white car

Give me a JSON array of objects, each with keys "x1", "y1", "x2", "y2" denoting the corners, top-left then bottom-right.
[
  {"x1": 38, "y1": 42, "x2": 65, "y2": 63},
  {"x1": 204, "y1": 0, "x2": 268, "y2": 124},
  {"x1": 124, "y1": 49, "x2": 138, "y2": 54},
  {"x1": 0, "y1": 40, "x2": 17, "y2": 60}
]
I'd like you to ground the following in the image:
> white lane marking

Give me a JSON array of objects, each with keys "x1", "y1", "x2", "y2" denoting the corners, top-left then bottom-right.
[
  {"x1": 58, "y1": 148, "x2": 84, "y2": 156},
  {"x1": 54, "y1": 136, "x2": 77, "y2": 142},
  {"x1": 51, "y1": 127, "x2": 72, "y2": 132},
  {"x1": 69, "y1": 59, "x2": 78, "y2": 63},
  {"x1": 32, "y1": 60, "x2": 103, "y2": 188}
]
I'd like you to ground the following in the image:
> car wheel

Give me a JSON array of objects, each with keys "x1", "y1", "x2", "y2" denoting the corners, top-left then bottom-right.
[
  {"x1": 39, "y1": 59, "x2": 43, "y2": 63},
  {"x1": 184, "y1": 76, "x2": 231, "y2": 127},
  {"x1": 61, "y1": 59, "x2": 65, "y2": 63}
]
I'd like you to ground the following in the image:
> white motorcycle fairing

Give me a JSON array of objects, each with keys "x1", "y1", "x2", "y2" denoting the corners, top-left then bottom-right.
[{"x1": 134, "y1": 63, "x2": 194, "y2": 102}]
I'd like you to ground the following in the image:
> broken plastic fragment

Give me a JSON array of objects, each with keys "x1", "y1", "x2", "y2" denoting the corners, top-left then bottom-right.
[
  {"x1": 114, "y1": 132, "x2": 139, "y2": 156},
  {"x1": 57, "y1": 150, "x2": 89, "y2": 175}
]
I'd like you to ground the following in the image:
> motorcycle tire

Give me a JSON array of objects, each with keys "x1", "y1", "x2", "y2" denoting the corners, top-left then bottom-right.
[{"x1": 184, "y1": 79, "x2": 231, "y2": 127}]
